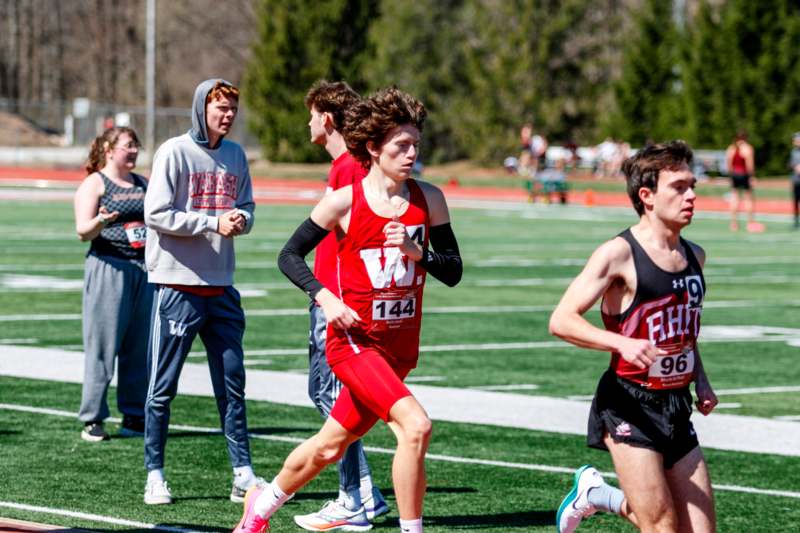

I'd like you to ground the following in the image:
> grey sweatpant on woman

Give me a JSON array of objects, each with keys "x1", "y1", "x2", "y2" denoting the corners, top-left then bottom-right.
[{"x1": 78, "y1": 252, "x2": 154, "y2": 423}]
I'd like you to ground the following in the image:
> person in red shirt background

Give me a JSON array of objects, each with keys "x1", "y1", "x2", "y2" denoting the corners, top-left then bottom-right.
[{"x1": 725, "y1": 130, "x2": 763, "y2": 232}]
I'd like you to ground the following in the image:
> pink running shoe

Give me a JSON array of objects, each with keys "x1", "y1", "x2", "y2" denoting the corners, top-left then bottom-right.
[
  {"x1": 233, "y1": 485, "x2": 269, "y2": 533},
  {"x1": 747, "y1": 221, "x2": 765, "y2": 233}
]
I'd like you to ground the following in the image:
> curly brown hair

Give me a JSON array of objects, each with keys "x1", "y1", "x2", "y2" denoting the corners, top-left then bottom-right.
[
  {"x1": 85, "y1": 126, "x2": 140, "y2": 174},
  {"x1": 342, "y1": 87, "x2": 426, "y2": 166},
  {"x1": 304, "y1": 80, "x2": 361, "y2": 131},
  {"x1": 623, "y1": 140, "x2": 693, "y2": 216}
]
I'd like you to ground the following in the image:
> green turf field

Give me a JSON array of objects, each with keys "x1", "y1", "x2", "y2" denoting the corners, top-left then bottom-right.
[{"x1": 1, "y1": 198, "x2": 799, "y2": 531}]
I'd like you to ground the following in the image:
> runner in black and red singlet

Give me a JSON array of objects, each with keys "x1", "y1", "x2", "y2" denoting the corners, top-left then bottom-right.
[
  {"x1": 233, "y1": 87, "x2": 462, "y2": 533},
  {"x1": 550, "y1": 141, "x2": 718, "y2": 533}
]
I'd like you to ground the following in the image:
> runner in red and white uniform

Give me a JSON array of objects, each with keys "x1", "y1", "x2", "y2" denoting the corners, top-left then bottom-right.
[
  {"x1": 549, "y1": 141, "x2": 718, "y2": 533},
  {"x1": 294, "y1": 80, "x2": 390, "y2": 531},
  {"x1": 326, "y1": 175, "x2": 430, "y2": 373},
  {"x1": 234, "y1": 87, "x2": 462, "y2": 533}
]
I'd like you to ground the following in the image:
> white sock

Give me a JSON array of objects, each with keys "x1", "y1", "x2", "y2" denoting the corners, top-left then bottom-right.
[
  {"x1": 233, "y1": 465, "x2": 255, "y2": 486},
  {"x1": 253, "y1": 478, "x2": 292, "y2": 518},
  {"x1": 338, "y1": 489, "x2": 362, "y2": 511},
  {"x1": 587, "y1": 482, "x2": 624, "y2": 514},
  {"x1": 147, "y1": 469, "x2": 164, "y2": 483},
  {"x1": 399, "y1": 517, "x2": 423, "y2": 533},
  {"x1": 359, "y1": 476, "x2": 374, "y2": 500}
]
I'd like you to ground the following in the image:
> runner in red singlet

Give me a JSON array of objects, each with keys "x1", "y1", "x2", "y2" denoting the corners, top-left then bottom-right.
[
  {"x1": 550, "y1": 141, "x2": 718, "y2": 533},
  {"x1": 233, "y1": 87, "x2": 462, "y2": 533},
  {"x1": 725, "y1": 130, "x2": 763, "y2": 232}
]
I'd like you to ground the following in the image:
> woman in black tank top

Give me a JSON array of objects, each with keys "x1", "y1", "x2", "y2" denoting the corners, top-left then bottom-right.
[{"x1": 73, "y1": 127, "x2": 153, "y2": 443}]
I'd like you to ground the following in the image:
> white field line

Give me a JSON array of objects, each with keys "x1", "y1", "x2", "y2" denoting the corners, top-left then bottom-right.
[
  {"x1": 714, "y1": 403, "x2": 742, "y2": 409},
  {"x1": 2, "y1": 299, "x2": 799, "y2": 323},
  {"x1": 473, "y1": 384, "x2": 540, "y2": 391},
  {"x1": 571, "y1": 385, "x2": 800, "y2": 402},
  {"x1": 0, "y1": 313, "x2": 81, "y2": 322},
  {"x1": 0, "y1": 501, "x2": 192, "y2": 532},
  {"x1": 196, "y1": 324, "x2": 800, "y2": 358},
  {"x1": 476, "y1": 275, "x2": 800, "y2": 287},
  {"x1": 450, "y1": 197, "x2": 794, "y2": 225},
  {"x1": 405, "y1": 375, "x2": 447, "y2": 382},
  {"x1": 474, "y1": 256, "x2": 800, "y2": 268},
  {"x1": 714, "y1": 386, "x2": 800, "y2": 396},
  {"x1": 3, "y1": 272, "x2": 800, "y2": 292},
  {"x1": 243, "y1": 359, "x2": 273, "y2": 366},
  {"x1": 187, "y1": 341, "x2": 572, "y2": 359},
  {"x1": 3, "y1": 254, "x2": 798, "y2": 271},
  {"x1": 2, "y1": 403, "x2": 799, "y2": 502}
]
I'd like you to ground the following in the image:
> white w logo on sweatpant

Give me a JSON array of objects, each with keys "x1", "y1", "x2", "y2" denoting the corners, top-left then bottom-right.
[{"x1": 168, "y1": 320, "x2": 187, "y2": 337}]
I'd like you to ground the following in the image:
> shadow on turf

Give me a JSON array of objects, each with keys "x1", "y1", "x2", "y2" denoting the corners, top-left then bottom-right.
[
  {"x1": 416, "y1": 510, "x2": 555, "y2": 529},
  {"x1": 163, "y1": 426, "x2": 314, "y2": 439},
  {"x1": 291, "y1": 486, "x2": 478, "y2": 504},
  {"x1": 368, "y1": 510, "x2": 555, "y2": 529},
  {"x1": 294, "y1": 487, "x2": 556, "y2": 529},
  {"x1": 71, "y1": 526, "x2": 230, "y2": 533}
]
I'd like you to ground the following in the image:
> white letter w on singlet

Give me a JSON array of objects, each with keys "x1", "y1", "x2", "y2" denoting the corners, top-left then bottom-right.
[
  {"x1": 360, "y1": 224, "x2": 425, "y2": 288},
  {"x1": 360, "y1": 248, "x2": 414, "y2": 288}
]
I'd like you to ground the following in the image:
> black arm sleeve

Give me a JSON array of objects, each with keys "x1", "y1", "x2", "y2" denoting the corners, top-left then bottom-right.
[
  {"x1": 417, "y1": 223, "x2": 463, "y2": 287},
  {"x1": 277, "y1": 217, "x2": 331, "y2": 299}
]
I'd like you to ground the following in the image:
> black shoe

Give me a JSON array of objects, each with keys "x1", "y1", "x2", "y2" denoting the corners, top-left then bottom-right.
[
  {"x1": 81, "y1": 422, "x2": 110, "y2": 442},
  {"x1": 120, "y1": 415, "x2": 145, "y2": 437}
]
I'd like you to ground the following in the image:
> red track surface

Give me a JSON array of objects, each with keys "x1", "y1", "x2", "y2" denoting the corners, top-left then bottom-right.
[{"x1": 0, "y1": 165, "x2": 793, "y2": 214}]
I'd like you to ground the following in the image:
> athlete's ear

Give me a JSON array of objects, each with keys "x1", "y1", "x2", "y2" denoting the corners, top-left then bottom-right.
[
  {"x1": 639, "y1": 186, "x2": 655, "y2": 210},
  {"x1": 366, "y1": 140, "x2": 381, "y2": 159}
]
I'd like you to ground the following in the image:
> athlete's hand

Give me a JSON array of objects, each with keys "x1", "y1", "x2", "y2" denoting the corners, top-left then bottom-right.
[
  {"x1": 616, "y1": 337, "x2": 663, "y2": 370},
  {"x1": 97, "y1": 205, "x2": 120, "y2": 225},
  {"x1": 695, "y1": 377, "x2": 718, "y2": 416},
  {"x1": 316, "y1": 289, "x2": 361, "y2": 330},
  {"x1": 383, "y1": 215, "x2": 421, "y2": 260}
]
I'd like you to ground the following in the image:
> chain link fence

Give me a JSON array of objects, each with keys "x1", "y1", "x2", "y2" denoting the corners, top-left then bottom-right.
[{"x1": 0, "y1": 97, "x2": 259, "y2": 150}]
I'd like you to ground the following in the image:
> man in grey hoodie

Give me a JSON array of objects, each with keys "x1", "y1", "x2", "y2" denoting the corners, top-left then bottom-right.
[{"x1": 142, "y1": 79, "x2": 260, "y2": 505}]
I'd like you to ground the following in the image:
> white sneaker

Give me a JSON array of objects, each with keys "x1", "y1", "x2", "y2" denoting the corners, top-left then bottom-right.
[
  {"x1": 294, "y1": 500, "x2": 372, "y2": 531},
  {"x1": 231, "y1": 476, "x2": 266, "y2": 503},
  {"x1": 361, "y1": 488, "x2": 390, "y2": 521},
  {"x1": 144, "y1": 479, "x2": 173, "y2": 505},
  {"x1": 556, "y1": 465, "x2": 603, "y2": 533}
]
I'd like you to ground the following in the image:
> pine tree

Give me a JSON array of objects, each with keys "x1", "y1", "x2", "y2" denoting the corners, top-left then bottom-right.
[
  {"x1": 606, "y1": 0, "x2": 683, "y2": 145},
  {"x1": 682, "y1": 0, "x2": 729, "y2": 148},
  {"x1": 364, "y1": 0, "x2": 468, "y2": 163},
  {"x1": 243, "y1": 0, "x2": 377, "y2": 162},
  {"x1": 677, "y1": 0, "x2": 800, "y2": 175}
]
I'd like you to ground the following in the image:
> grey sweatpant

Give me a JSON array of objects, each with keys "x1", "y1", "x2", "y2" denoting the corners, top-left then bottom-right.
[{"x1": 78, "y1": 253, "x2": 153, "y2": 423}]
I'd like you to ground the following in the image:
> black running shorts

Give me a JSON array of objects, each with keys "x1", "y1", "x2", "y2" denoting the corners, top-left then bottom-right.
[
  {"x1": 731, "y1": 173, "x2": 751, "y2": 190},
  {"x1": 587, "y1": 368, "x2": 699, "y2": 469}
]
